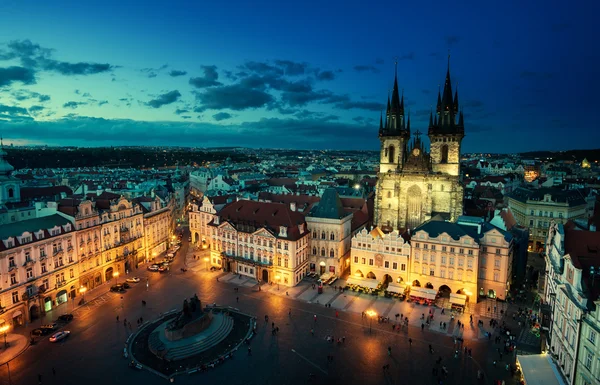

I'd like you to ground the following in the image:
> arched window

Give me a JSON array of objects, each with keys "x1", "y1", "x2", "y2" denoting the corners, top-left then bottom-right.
[
  {"x1": 387, "y1": 191, "x2": 391, "y2": 198},
  {"x1": 8, "y1": 188, "x2": 14, "y2": 198},
  {"x1": 321, "y1": 248, "x2": 326, "y2": 257},
  {"x1": 440, "y1": 145, "x2": 448, "y2": 164},
  {"x1": 312, "y1": 247, "x2": 317, "y2": 255},
  {"x1": 330, "y1": 232, "x2": 335, "y2": 241},
  {"x1": 388, "y1": 145, "x2": 395, "y2": 163},
  {"x1": 329, "y1": 249, "x2": 335, "y2": 258},
  {"x1": 312, "y1": 230, "x2": 317, "y2": 238},
  {"x1": 321, "y1": 231, "x2": 326, "y2": 240}
]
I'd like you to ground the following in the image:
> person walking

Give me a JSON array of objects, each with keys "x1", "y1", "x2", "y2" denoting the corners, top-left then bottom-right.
[
  {"x1": 116, "y1": 315, "x2": 119, "y2": 322},
  {"x1": 288, "y1": 309, "x2": 291, "y2": 316},
  {"x1": 387, "y1": 346, "x2": 392, "y2": 356},
  {"x1": 52, "y1": 368, "x2": 56, "y2": 376},
  {"x1": 335, "y1": 310, "x2": 339, "y2": 318},
  {"x1": 236, "y1": 296, "x2": 239, "y2": 303},
  {"x1": 408, "y1": 338, "x2": 412, "y2": 346},
  {"x1": 311, "y1": 328, "x2": 314, "y2": 336},
  {"x1": 314, "y1": 314, "x2": 317, "y2": 322}
]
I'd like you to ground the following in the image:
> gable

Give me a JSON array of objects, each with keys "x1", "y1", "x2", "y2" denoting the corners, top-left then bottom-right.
[
  {"x1": 253, "y1": 228, "x2": 275, "y2": 238},
  {"x1": 219, "y1": 222, "x2": 236, "y2": 232}
]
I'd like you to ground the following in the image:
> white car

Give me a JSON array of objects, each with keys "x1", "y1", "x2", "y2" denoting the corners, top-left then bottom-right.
[
  {"x1": 126, "y1": 277, "x2": 140, "y2": 283},
  {"x1": 147, "y1": 265, "x2": 159, "y2": 271},
  {"x1": 49, "y1": 330, "x2": 70, "y2": 343}
]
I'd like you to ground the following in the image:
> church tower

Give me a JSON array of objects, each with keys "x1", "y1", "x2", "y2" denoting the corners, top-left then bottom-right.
[
  {"x1": 379, "y1": 65, "x2": 410, "y2": 173},
  {"x1": 0, "y1": 139, "x2": 20, "y2": 205},
  {"x1": 428, "y1": 56, "x2": 464, "y2": 176}
]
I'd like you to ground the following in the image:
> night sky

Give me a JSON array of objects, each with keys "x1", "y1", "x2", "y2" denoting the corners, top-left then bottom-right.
[{"x1": 0, "y1": 0, "x2": 597, "y2": 153}]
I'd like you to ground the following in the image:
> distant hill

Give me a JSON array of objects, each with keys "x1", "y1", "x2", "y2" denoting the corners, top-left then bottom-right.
[{"x1": 519, "y1": 149, "x2": 600, "y2": 162}]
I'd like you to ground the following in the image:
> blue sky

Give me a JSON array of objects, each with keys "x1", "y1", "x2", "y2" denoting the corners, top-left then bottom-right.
[{"x1": 0, "y1": 0, "x2": 597, "y2": 153}]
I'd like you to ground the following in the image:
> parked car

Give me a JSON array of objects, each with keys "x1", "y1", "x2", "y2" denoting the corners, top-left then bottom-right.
[
  {"x1": 58, "y1": 314, "x2": 74, "y2": 322},
  {"x1": 32, "y1": 328, "x2": 53, "y2": 336},
  {"x1": 147, "y1": 265, "x2": 159, "y2": 271},
  {"x1": 49, "y1": 330, "x2": 70, "y2": 343},
  {"x1": 40, "y1": 323, "x2": 58, "y2": 331},
  {"x1": 110, "y1": 284, "x2": 126, "y2": 293},
  {"x1": 126, "y1": 277, "x2": 140, "y2": 283},
  {"x1": 122, "y1": 282, "x2": 131, "y2": 289},
  {"x1": 158, "y1": 265, "x2": 169, "y2": 273}
]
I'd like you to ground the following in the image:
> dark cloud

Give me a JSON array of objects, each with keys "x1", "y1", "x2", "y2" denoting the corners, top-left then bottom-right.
[
  {"x1": 194, "y1": 84, "x2": 274, "y2": 111},
  {"x1": 0, "y1": 39, "x2": 112, "y2": 76},
  {"x1": 147, "y1": 72, "x2": 157, "y2": 78},
  {"x1": 0, "y1": 104, "x2": 29, "y2": 116},
  {"x1": 213, "y1": 112, "x2": 233, "y2": 121},
  {"x1": 175, "y1": 109, "x2": 189, "y2": 115},
  {"x1": 63, "y1": 101, "x2": 87, "y2": 109},
  {"x1": 223, "y1": 70, "x2": 237, "y2": 81},
  {"x1": 181, "y1": 116, "x2": 191, "y2": 119},
  {"x1": 98, "y1": 100, "x2": 108, "y2": 106},
  {"x1": 82, "y1": 92, "x2": 92, "y2": 97},
  {"x1": 39, "y1": 94, "x2": 50, "y2": 102},
  {"x1": 352, "y1": 116, "x2": 365, "y2": 124},
  {"x1": 353, "y1": 65, "x2": 380, "y2": 74},
  {"x1": 240, "y1": 61, "x2": 284, "y2": 76},
  {"x1": 274, "y1": 60, "x2": 308, "y2": 76},
  {"x1": 375, "y1": 58, "x2": 385, "y2": 65},
  {"x1": 169, "y1": 70, "x2": 187, "y2": 77},
  {"x1": 0, "y1": 66, "x2": 36, "y2": 86},
  {"x1": 28, "y1": 105, "x2": 44, "y2": 113},
  {"x1": 146, "y1": 90, "x2": 181, "y2": 108},
  {"x1": 315, "y1": 70, "x2": 335, "y2": 81},
  {"x1": 445, "y1": 36, "x2": 461, "y2": 46},
  {"x1": 189, "y1": 65, "x2": 222, "y2": 88},
  {"x1": 11, "y1": 90, "x2": 49, "y2": 103},
  {"x1": 0, "y1": 103, "x2": 33, "y2": 122}
]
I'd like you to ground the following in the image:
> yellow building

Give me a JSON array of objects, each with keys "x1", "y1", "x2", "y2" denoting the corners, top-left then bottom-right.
[{"x1": 375, "y1": 62, "x2": 464, "y2": 231}]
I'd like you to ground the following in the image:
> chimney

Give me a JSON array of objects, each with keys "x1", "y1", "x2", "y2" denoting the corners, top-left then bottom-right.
[{"x1": 290, "y1": 202, "x2": 296, "y2": 211}]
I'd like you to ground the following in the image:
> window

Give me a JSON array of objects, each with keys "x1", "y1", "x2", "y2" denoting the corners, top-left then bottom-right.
[
  {"x1": 482, "y1": 247, "x2": 487, "y2": 253},
  {"x1": 441, "y1": 246, "x2": 447, "y2": 252},
  {"x1": 354, "y1": 256, "x2": 358, "y2": 263},
  {"x1": 423, "y1": 244, "x2": 428, "y2": 250},
  {"x1": 448, "y1": 270, "x2": 454, "y2": 280},
  {"x1": 329, "y1": 249, "x2": 334, "y2": 258},
  {"x1": 431, "y1": 245, "x2": 436, "y2": 251},
  {"x1": 10, "y1": 274, "x2": 17, "y2": 284},
  {"x1": 321, "y1": 248, "x2": 325, "y2": 257},
  {"x1": 8, "y1": 256, "x2": 15, "y2": 268},
  {"x1": 429, "y1": 268, "x2": 435, "y2": 276},
  {"x1": 449, "y1": 257, "x2": 455, "y2": 265},
  {"x1": 277, "y1": 257, "x2": 282, "y2": 266},
  {"x1": 495, "y1": 249, "x2": 501, "y2": 255},
  {"x1": 441, "y1": 256, "x2": 447, "y2": 264},
  {"x1": 450, "y1": 247, "x2": 455, "y2": 253},
  {"x1": 467, "y1": 259, "x2": 473, "y2": 268},
  {"x1": 422, "y1": 266, "x2": 427, "y2": 274},
  {"x1": 313, "y1": 247, "x2": 317, "y2": 255},
  {"x1": 493, "y1": 272, "x2": 500, "y2": 281},
  {"x1": 458, "y1": 258, "x2": 464, "y2": 267},
  {"x1": 585, "y1": 351, "x2": 593, "y2": 370},
  {"x1": 369, "y1": 259, "x2": 374, "y2": 266},
  {"x1": 529, "y1": 220, "x2": 534, "y2": 226},
  {"x1": 321, "y1": 232, "x2": 326, "y2": 240},
  {"x1": 479, "y1": 268, "x2": 486, "y2": 279},
  {"x1": 362, "y1": 258, "x2": 366, "y2": 265},
  {"x1": 468, "y1": 250, "x2": 474, "y2": 255},
  {"x1": 284, "y1": 243, "x2": 288, "y2": 251},
  {"x1": 440, "y1": 270, "x2": 446, "y2": 278},
  {"x1": 284, "y1": 259, "x2": 288, "y2": 268},
  {"x1": 401, "y1": 263, "x2": 406, "y2": 271},
  {"x1": 384, "y1": 261, "x2": 390, "y2": 268},
  {"x1": 494, "y1": 259, "x2": 501, "y2": 268},
  {"x1": 590, "y1": 331, "x2": 597, "y2": 345},
  {"x1": 393, "y1": 262, "x2": 398, "y2": 270},
  {"x1": 530, "y1": 210, "x2": 534, "y2": 215},
  {"x1": 41, "y1": 263, "x2": 47, "y2": 273},
  {"x1": 12, "y1": 291, "x2": 19, "y2": 304},
  {"x1": 330, "y1": 233, "x2": 335, "y2": 241},
  {"x1": 430, "y1": 255, "x2": 435, "y2": 263},
  {"x1": 459, "y1": 248, "x2": 464, "y2": 254},
  {"x1": 70, "y1": 268, "x2": 74, "y2": 278},
  {"x1": 414, "y1": 243, "x2": 419, "y2": 249},
  {"x1": 481, "y1": 257, "x2": 487, "y2": 266}
]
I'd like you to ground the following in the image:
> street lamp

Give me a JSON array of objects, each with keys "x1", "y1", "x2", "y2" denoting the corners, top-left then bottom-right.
[
  {"x1": 79, "y1": 286, "x2": 87, "y2": 303},
  {"x1": 0, "y1": 324, "x2": 9, "y2": 348},
  {"x1": 366, "y1": 310, "x2": 377, "y2": 334},
  {"x1": 113, "y1": 271, "x2": 120, "y2": 285},
  {"x1": 275, "y1": 275, "x2": 281, "y2": 290},
  {"x1": 203, "y1": 257, "x2": 209, "y2": 271}
]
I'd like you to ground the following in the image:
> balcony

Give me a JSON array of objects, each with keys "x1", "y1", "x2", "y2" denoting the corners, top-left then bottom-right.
[
  {"x1": 56, "y1": 280, "x2": 67, "y2": 288},
  {"x1": 115, "y1": 254, "x2": 125, "y2": 262},
  {"x1": 39, "y1": 254, "x2": 48, "y2": 261},
  {"x1": 23, "y1": 259, "x2": 36, "y2": 267},
  {"x1": 53, "y1": 248, "x2": 63, "y2": 256},
  {"x1": 67, "y1": 245, "x2": 74, "y2": 252}
]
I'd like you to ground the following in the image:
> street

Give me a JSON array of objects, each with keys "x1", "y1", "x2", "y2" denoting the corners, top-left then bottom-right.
[{"x1": 0, "y1": 234, "x2": 526, "y2": 385}]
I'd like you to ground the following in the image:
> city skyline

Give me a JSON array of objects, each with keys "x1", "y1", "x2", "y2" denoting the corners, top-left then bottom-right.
[{"x1": 0, "y1": 0, "x2": 597, "y2": 152}]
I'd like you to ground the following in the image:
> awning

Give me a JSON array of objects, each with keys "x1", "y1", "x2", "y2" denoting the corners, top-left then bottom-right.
[
  {"x1": 517, "y1": 354, "x2": 566, "y2": 385},
  {"x1": 346, "y1": 277, "x2": 379, "y2": 290},
  {"x1": 409, "y1": 287, "x2": 437, "y2": 300},
  {"x1": 450, "y1": 293, "x2": 467, "y2": 306},
  {"x1": 12, "y1": 310, "x2": 22, "y2": 318},
  {"x1": 320, "y1": 272, "x2": 333, "y2": 281},
  {"x1": 387, "y1": 282, "x2": 405, "y2": 293}
]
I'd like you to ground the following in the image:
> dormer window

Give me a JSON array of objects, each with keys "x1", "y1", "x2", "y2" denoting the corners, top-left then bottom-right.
[
  {"x1": 279, "y1": 226, "x2": 287, "y2": 237},
  {"x1": 6, "y1": 240, "x2": 14, "y2": 248}
]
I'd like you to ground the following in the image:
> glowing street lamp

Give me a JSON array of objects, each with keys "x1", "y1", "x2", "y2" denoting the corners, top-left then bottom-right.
[
  {"x1": 365, "y1": 309, "x2": 377, "y2": 334},
  {"x1": 275, "y1": 275, "x2": 281, "y2": 290},
  {"x1": 203, "y1": 257, "x2": 209, "y2": 271},
  {"x1": 79, "y1": 286, "x2": 87, "y2": 303},
  {"x1": 0, "y1": 324, "x2": 9, "y2": 348},
  {"x1": 113, "y1": 271, "x2": 120, "y2": 285}
]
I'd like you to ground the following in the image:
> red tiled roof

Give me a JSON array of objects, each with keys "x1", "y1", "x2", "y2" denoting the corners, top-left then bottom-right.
[
  {"x1": 267, "y1": 178, "x2": 298, "y2": 187},
  {"x1": 20, "y1": 186, "x2": 73, "y2": 200}
]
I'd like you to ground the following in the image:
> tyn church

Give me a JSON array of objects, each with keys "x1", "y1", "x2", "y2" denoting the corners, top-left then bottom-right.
[{"x1": 375, "y1": 60, "x2": 464, "y2": 230}]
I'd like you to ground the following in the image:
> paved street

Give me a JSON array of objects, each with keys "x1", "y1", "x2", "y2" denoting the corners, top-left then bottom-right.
[{"x1": 0, "y1": 234, "x2": 526, "y2": 385}]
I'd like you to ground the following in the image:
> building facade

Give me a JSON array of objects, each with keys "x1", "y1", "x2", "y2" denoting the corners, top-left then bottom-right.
[
  {"x1": 0, "y1": 214, "x2": 78, "y2": 327},
  {"x1": 350, "y1": 228, "x2": 411, "y2": 288},
  {"x1": 374, "y1": 63, "x2": 464, "y2": 231},
  {"x1": 209, "y1": 200, "x2": 309, "y2": 287},
  {"x1": 576, "y1": 300, "x2": 600, "y2": 385},
  {"x1": 189, "y1": 195, "x2": 218, "y2": 250},
  {"x1": 306, "y1": 189, "x2": 353, "y2": 277}
]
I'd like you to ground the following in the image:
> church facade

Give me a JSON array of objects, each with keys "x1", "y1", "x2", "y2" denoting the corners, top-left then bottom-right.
[{"x1": 374, "y1": 62, "x2": 464, "y2": 231}]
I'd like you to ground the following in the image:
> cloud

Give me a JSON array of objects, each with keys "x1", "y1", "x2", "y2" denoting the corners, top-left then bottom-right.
[
  {"x1": 146, "y1": 90, "x2": 181, "y2": 108},
  {"x1": 353, "y1": 65, "x2": 380, "y2": 74},
  {"x1": 223, "y1": 70, "x2": 237, "y2": 81},
  {"x1": 189, "y1": 65, "x2": 222, "y2": 88},
  {"x1": 375, "y1": 58, "x2": 385, "y2": 65},
  {"x1": 28, "y1": 105, "x2": 44, "y2": 113},
  {"x1": 334, "y1": 100, "x2": 384, "y2": 111},
  {"x1": 0, "y1": 39, "x2": 113, "y2": 76},
  {"x1": 175, "y1": 108, "x2": 189, "y2": 115},
  {"x1": 63, "y1": 101, "x2": 87, "y2": 109},
  {"x1": 169, "y1": 70, "x2": 187, "y2": 77},
  {"x1": 147, "y1": 72, "x2": 157, "y2": 78},
  {"x1": 396, "y1": 52, "x2": 415, "y2": 61},
  {"x1": 0, "y1": 103, "x2": 33, "y2": 122},
  {"x1": 194, "y1": 84, "x2": 274, "y2": 111},
  {"x1": 429, "y1": 52, "x2": 442, "y2": 59},
  {"x1": 0, "y1": 66, "x2": 36, "y2": 86},
  {"x1": 274, "y1": 60, "x2": 308, "y2": 76},
  {"x1": 10, "y1": 90, "x2": 49, "y2": 103},
  {"x1": 181, "y1": 116, "x2": 191, "y2": 119},
  {"x1": 445, "y1": 36, "x2": 461, "y2": 46},
  {"x1": 0, "y1": 115, "x2": 380, "y2": 150},
  {"x1": 98, "y1": 100, "x2": 108, "y2": 106},
  {"x1": 213, "y1": 112, "x2": 233, "y2": 121},
  {"x1": 240, "y1": 61, "x2": 284, "y2": 76},
  {"x1": 315, "y1": 70, "x2": 335, "y2": 81}
]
